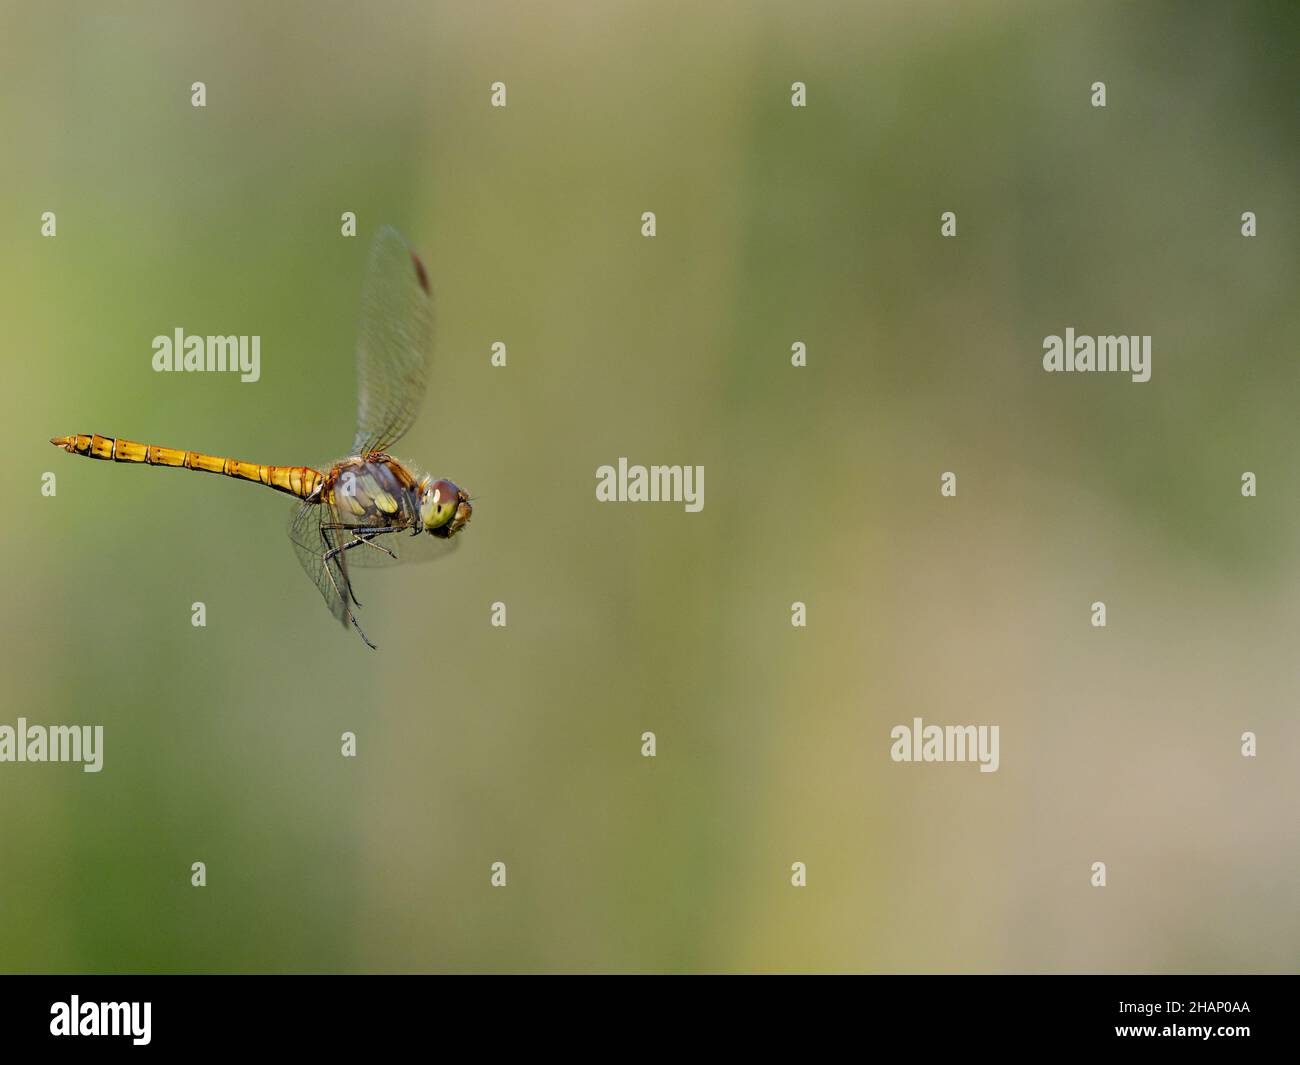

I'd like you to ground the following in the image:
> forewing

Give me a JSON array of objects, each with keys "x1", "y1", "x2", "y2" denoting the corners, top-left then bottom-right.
[{"x1": 351, "y1": 226, "x2": 434, "y2": 457}]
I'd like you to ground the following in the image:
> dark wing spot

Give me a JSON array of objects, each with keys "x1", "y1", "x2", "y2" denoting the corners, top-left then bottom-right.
[{"x1": 412, "y1": 253, "x2": 430, "y2": 294}]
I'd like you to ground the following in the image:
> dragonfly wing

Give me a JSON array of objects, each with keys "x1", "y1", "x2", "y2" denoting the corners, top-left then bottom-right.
[
  {"x1": 350, "y1": 226, "x2": 434, "y2": 457},
  {"x1": 287, "y1": 494, "x2": 461, "y2": 636},
  {"x1": 287, "y1": 498, "x2": 351, "y2": 627},
  {"x1": 336, "y1": 524, "x2": 463, "y2": 567}
]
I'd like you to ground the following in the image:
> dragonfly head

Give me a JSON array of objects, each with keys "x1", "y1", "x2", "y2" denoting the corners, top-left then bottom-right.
[{"x1": 419, "y1": 478, "x2": 472, "y2": 538}]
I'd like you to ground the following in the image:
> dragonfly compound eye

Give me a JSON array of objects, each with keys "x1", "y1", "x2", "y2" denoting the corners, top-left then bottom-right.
[{"x1": 421, "y1": 479, "x2": 462, "y2": 530}]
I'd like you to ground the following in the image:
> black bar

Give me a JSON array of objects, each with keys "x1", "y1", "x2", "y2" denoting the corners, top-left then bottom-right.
[{"x1": 0, "y1": 975, "x2": 1290, "y2": 1052}]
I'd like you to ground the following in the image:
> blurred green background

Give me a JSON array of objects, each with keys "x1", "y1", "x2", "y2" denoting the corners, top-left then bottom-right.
[{"x1": 1, "y1": 0, "x2": 1297, "y2": 973}]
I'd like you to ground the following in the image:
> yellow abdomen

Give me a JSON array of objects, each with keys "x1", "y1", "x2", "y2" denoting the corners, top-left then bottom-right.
[{"x1": 50, "y1": 433, "x2": 322, "y2": 500}]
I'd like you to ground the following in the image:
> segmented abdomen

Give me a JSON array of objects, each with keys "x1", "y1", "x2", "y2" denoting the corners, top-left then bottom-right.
[{"x1": 50, "y1": 433, "x2": 322, "y2": 499}]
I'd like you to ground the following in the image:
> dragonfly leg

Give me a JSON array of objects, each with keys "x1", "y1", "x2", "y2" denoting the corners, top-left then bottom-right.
[
  {"x1": 319, "y1": 527, "x2": 364, "y2": 608},
  {"x1": 356, "y1": 535, "x2": 398, "y2": 560},
  {"x1": 349, "y1": 614, "x2": 376, "y2": 650},
  {"x1": 318, "y1": 544, "x2": 377, "y2": 649},
  {"x1": 321, "y1": 527, "x2": 402, "y2": 593},
  {"x1": 318, "y1": 526, "x2": 402, "y2": 647}
]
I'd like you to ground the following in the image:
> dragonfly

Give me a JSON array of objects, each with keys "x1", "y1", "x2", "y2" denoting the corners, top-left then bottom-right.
[{"x1": 50, "y1": 226, "x2": 472, "y2": 649}]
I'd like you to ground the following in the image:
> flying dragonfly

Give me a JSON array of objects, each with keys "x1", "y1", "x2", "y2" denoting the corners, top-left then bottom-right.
[{"x1": 51, "y1": 226, "x2": 472, "y2": 649}]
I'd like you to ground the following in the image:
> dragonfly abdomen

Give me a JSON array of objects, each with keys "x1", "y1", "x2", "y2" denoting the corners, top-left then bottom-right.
[{"x1": 50, "y1": 433, "x2": 322, "y2": 499}]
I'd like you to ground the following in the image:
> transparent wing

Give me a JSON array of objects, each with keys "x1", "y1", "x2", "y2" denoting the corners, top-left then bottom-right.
[
  {"x1": 350, "y1": 226, "x2": 435, "y2": 457},
  {"x1": 286, "y1": 498, "x2": 462, "y2": 633},
  {"x1": 287, "y1": 498, "x2": 351, "y2": 628},
  {"x1": 331, "y1": 523, "x2": 462, "y2": 568}
]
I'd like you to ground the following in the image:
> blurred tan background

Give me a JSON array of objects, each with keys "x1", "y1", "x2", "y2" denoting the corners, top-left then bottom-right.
[{"x1": 0, "y1": 0, "x2": 1296, "y2": 972}]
